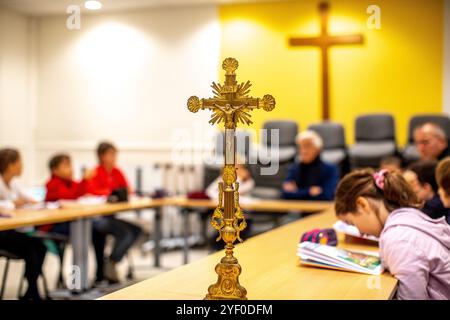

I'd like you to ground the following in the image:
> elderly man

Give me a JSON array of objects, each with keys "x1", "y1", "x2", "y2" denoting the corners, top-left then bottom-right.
[
  {"x1": 414, "y1": 122, "x2": 450, "y2": 161},
  {"x1": 281, "y1": 130, "x2": 339, "y2": 200}
]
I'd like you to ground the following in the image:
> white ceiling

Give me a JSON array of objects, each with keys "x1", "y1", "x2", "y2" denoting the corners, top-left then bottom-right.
[{"x1": 0, "y1": 0, "x2": 277, "y2": 16}]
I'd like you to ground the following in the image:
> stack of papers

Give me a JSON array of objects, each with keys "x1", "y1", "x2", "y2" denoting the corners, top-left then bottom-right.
[
  {"x1": 60, "y1": 196, "x2": 107, "y2": 208},
  {"x1": 22, "y1": 202, "x2": 60, "y2": 210},
  {"x1": 297, "y1": 241, "x2": 384, "y2": 275}
]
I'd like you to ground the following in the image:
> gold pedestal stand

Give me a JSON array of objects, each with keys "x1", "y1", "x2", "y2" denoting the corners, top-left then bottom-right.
[{"x1": 186, "y1": 58, "x2": 276, "y2": 300}]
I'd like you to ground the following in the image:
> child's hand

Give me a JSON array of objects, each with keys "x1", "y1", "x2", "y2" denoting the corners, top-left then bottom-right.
[
  {"x1": 13, "y1": 199, "x2": 28, "y2": 208},
  {"x1": 14, "y1": 198, "x2": 39, "y2": 208},
  {"x1": 83, "y1": 168, "x2": 95, "y2": 180}
]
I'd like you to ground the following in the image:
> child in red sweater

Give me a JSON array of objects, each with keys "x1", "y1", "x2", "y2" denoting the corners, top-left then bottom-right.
[
  {"x1": 44, "y1": 154, "x2": 107, "y2": 285},
  {"x1": 46, "y1": 154, "x2": 90, "y2": 202},
  {"x1": 87, "y1": 142, "x2": 142, "y2": 283},
  {"x1": 87, "y1": 158, "x2": 129, "y2": 196}
]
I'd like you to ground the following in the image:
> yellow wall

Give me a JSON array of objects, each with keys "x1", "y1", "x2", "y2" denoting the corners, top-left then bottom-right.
[{"x1": 219, "y1": 0, "x2": 443, "y2": 145}]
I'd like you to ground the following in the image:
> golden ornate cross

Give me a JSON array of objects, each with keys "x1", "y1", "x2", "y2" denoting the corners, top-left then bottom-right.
[
  {"x1": 289, "y1": 2, "x2": 364, "y2": 120},
  {"x1": 187, "y1": 57, "x2": 275, "y2": 300},
  {"x1": 188, "y1": 57, "x2": 275, "y2": 129}
]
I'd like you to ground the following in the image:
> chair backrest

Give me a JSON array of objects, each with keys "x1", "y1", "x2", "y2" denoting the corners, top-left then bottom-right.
[
  {"x1": 248, "y1": 161, "x2": 292, "y2": 189},
  {"x1": 355, "y1": 114, "x2": 395, "y2": 142},
  {"x1": 308, "y1": 121, "x2": 346, "y2": 150},
  {"x1": 407, "y1": 114, "x2": 450, "y2": 143},
  {"x1": 261, "y1": 120, "x2": 298, "y2": 147},
  {"x1": 203, "y1": 165, "x2": 221, "y2": 189},
  {"x1": 0, "y1": 249, "x2": 20, "y2": 260}
]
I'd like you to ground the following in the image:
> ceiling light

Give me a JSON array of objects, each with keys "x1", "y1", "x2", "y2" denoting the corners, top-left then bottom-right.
[{"x1": 85, "y1": 0, "x2": 102, "y2": 10}]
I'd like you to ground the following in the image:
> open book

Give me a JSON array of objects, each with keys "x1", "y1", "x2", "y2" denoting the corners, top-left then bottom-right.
[
  {"x1": 333, "y1": 220, "x2": 379, "y2": 242},
  {"x1": 297, "y1": 241, "x2": 384, "y2": 275}
]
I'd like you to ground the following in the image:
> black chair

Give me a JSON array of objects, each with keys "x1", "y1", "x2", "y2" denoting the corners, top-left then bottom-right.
[
  {"x1": 252, "y1": 120, "x2": 298, "y2": 198},
  {"x1": 0, "y1": 248, "x2": 50, "y2": 300},
  {"x1": 31, "y1": 231, "x2": 69, "y2": 289},
  {"x1": 402, "y1": 114, "x2": 450, "y2": 164},
  {"x1": 309, "y1": 121, "x2": 349, "y2": 176},
  {"x1": 248, "y1": 162, "x2": 291, "y2": 200},
  {"x1": 259, "y1": 120, "x2": 298, "y2": 164},
  {"x1": 349, "y1": 114, "x2": 397, "y2": 168}
]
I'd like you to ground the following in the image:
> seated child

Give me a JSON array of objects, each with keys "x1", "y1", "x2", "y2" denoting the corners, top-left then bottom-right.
[
  {"x1": 88, "y1": 142, "x2": 131, "y2": 196},
  {"x1": 403, "y1": 160, "x2": 448, "y2": 219},
  {"x1": 205, "y1": 162, "x2": 255, "y2": 250},
  {"x1": 44, "y1": 153, "x2": 107, "y2": 284},
  {"x1": 380, "y1": 156, "x2": 402, "y2": 173},
  {"x1": 436, "y1": 157, "x2": 450, "y2": 224},
  {"x1": 335, "y1": 169, "x2": 450, "y2": 299},
  {"x1": 0, "y1": 148, "x2": 46, "y2": 300},
  {"x1": 45, "y1": 154, "x2": 91, "y2": 203},
  {"x1": 87, "y1": 142, "x2": 142, "y2": 283},
  {"x1": 0, "y1": 148, "x2": 37, "y2": 208},
  {"x1": 206, "y1": 163, "x2": 255, "y2": 199}
]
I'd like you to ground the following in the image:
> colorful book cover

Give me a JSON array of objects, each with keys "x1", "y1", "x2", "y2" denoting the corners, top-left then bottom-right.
[{"x1": 297, "y1": 241, "x2": 384, "y2": 275}]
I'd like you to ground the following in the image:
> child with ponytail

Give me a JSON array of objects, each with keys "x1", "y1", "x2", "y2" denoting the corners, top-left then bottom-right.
[{"x1": 335, "y1": 168, "x2": 450, "y2": 300}]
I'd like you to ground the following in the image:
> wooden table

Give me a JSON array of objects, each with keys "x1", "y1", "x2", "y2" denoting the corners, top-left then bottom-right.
[
  {"x1": 0, "y1": 197, "x2": 332, "y2": 232},
  {"x1": 100, "y1": 209, "x2": 398, "y2": 300},
  {"x1": 0, "y1": 198, "x2": 166, "y2": 292},
  {"x1": 0, "y1": 198, "x2": 166, "y2": 231},
  {"x1": 167, "y1": 197, "x2": 332, "y2": 264},
  {"x1": 168, "y1": 197, "x2": 332, "y2": 212},
  {"x1": 0, "y1": 197, "x2": 333, "y2": 293}
]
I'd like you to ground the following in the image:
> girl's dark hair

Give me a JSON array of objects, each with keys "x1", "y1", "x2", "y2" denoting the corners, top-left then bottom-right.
[
  {"x1": 96, "y1": 141, "x2": 117, "y2": 158},
  {"x1": 0, "y1": 148, "x2": 20, "y2": 174},
  {"x1": 335, "y1": 168, "x2": 421, "y2": 215}
]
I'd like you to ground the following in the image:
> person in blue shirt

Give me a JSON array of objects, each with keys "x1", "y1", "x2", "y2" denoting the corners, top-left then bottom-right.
[{"x1": 282, "y1": 130, "x2": 339, "y2": 201}]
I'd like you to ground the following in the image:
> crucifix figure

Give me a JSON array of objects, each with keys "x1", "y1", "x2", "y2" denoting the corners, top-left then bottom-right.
[
  {"x1": 187, "y1": 57, "x2": 275, "y2": 300},
  {"x1": 188, "y1": 57, "x2": 275, "y2": 165},
  {"x1": 289, "y1": 2, "x2": 364, "y2": 120}
]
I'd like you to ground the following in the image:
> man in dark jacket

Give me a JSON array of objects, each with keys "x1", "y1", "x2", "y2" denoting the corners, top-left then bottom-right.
[{"x1": 282, "y1": 130, "x2": 339, "y2": 201}]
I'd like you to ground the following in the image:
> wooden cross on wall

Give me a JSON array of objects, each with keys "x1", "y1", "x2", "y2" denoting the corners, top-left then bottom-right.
[{"x1": 289, "y1": 2, "x2": 364, "y2": 120}]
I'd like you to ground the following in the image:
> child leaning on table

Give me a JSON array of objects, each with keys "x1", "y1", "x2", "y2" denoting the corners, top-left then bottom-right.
[{"x1": 334, "y1": 168, "x2": 450, "y2": 300}]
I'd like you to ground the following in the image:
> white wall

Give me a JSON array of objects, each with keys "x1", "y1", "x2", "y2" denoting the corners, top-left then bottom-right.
[
  {"x1": 0, "y1": 7, "x2": 37, "y2": 184},
  {"x1": 2, "y1": 2, "x2": 449, "y2": 187},
  {"x1": 444, "y1": 0, "x2": 450, "y2": 115},
  {"x1": 34, "y1": 6, "x2": 221, "y2": 184}
]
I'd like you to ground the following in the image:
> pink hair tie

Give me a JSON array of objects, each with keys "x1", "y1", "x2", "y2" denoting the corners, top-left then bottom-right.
[{"x1": 373, "y1": 169, "x2": 388, "y2": 190}]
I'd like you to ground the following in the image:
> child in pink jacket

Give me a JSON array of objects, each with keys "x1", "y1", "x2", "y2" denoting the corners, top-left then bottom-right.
[{"x1": 334, "y1": 168, "x2": 450, "y2": 300}]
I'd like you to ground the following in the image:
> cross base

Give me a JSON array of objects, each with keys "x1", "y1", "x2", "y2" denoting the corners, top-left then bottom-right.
[{"x1": 204, "y1": 255, "x2": 247, "y2": 300}]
